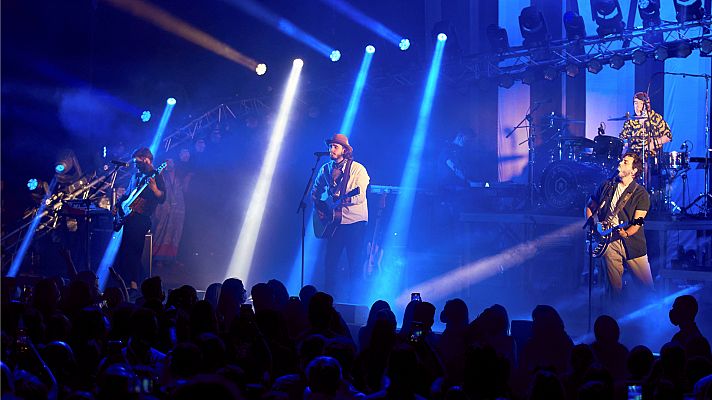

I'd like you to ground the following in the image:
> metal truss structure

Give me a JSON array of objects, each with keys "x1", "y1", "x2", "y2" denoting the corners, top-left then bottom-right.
[{"x1": 466, "y1": 18, "x2": 711, "y2": 85}]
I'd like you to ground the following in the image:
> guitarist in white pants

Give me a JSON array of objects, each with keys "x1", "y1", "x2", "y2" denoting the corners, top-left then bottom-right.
[
  {"x1": 585, "y1": 152, "x2": 653, "y2": 295},
  {"x1": 115, "y1": 147, "x2": 166, "y2": 289},
  {"x1": 312, "y1": 133, "x2": 370, "y2": 303}
]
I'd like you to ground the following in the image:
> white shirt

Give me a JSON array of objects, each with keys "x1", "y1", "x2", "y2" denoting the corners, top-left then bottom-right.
[{"x1": 313, "y1": 159, "x2": 370, "y2": 224}]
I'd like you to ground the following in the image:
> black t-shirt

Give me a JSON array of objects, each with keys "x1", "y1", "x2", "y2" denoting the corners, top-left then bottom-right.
[{"x1": 592, "y1": 180, "x2": 650, "y2": 259}]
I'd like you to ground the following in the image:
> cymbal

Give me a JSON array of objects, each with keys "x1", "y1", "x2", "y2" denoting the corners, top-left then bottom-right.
[
  {"x1": 607, "y1": 115, "x2": 648, "y2": 121},
  {"x1": 542, "y1": 114, "x2": 585, "y2": 124}
]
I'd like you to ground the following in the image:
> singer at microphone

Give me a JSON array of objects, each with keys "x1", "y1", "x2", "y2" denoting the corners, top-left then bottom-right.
[{"x1": 110, "y1": 160, "x2": 130, "y2": 167}]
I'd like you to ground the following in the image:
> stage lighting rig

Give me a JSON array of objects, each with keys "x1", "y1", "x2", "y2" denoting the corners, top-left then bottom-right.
[
  {"x1": 638, "y1": 0, "x2": 661, "y2": 27},
  {"x1": 674, "y1": 0, "x2": 704, "y2": 22},
  {"x1": 519, "y1": 6, "x2": 549, "y2": 48},
  {"x1": 487, "y1": 24, "x2": 510, "y2": 53},
  {"x1": 591, "y1": 0, "x2": 625, "y2": 36},
  {"x1": 563, "y1": 11, "x2": 586, "y2": 40}
]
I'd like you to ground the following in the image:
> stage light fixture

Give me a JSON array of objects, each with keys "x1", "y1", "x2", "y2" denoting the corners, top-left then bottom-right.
[
  {"x1": 609, "y1": 54, "x2": 625, "y2": 69},
  {"x1": 638, "y1": 0, "x2": 661, "y2": 27},
  {"x1": 399, "y1": 38, "x2": 410, "y2": 51},
  {"x1": 437, "y1": 33, "x2": 448, "y2": 41},
  {"x1": 565, "y1": 63, "x2": 580, "y2": 78},
  {"x1": 55, "y1": 163, "x2": 67, "y2": 174},
  {"x1": 673, "y1": 41, "x2": 693, "y2": 58},
  {"x1": 544, "y1": 65, "x2": 559, "y2": 81},
  {"x1": 673, "y1": 0, "x2": 704, "y2": 22},
  {"x1": 486, "y1": 24, "x2": 510, "y2": 53},
  {"x1": 701, "y1": 38, "x2": 712, "y2": 55},
  {"x1": 521, "y1": 68, "x2": 538, "y2": 85},
  {"x1": 591, "y1": 0, "x2": 625, "y2": 37},
  {"x1": 563, "y1": 11, "x2": 586, "y2": 40},
  {"x1": 587, "y1": 58, "x2": 604, "y2": 74},
  {"x1": 141, "y1": 110, "x2": 152, "y2": 122},
  {"x1": 256, "y1": 63, "x2": 267, "y2": 75},
  {"x1": 632, "y1": 49, "x2": 648, "y2": 65},
  {"x1": 654, "y1": 45, "x2": 669, "y2": 61},
  {"x1": 498, "y1": 74, "x2": 515, "y2": 89},
  {"x1": 330, "y1": 50, "x2": 341, "y2": 62},
  {"x1": 519, "y1": 6, "x2": 548, "y2": 47},
  {"x1": 27, "y1": 179, "x2": 39, "y2": 191},
  {"x1": 366, "y1": 45, "x2": 375, "y2": 54},
  {"x1": 167, "y1": 97, "x2": 176, "y2": 105}
]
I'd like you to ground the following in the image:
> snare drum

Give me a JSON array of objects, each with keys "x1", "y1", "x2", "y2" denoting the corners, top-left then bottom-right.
[{"x1": 663, "y1": 151, "x2": 690, "y2": 170}]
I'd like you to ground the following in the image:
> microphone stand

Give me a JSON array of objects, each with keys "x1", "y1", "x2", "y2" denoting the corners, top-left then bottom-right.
[
  {"x1": 582, "y1": 179, "x2": 614, "y2": 332},
  {"x1": 296, "y1": 154, "x2": 325, "y2": 289}
]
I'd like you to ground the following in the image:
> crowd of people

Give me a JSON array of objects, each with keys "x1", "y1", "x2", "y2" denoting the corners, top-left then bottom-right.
[{"x1": 2, "y1": 262, "x2": 711, "y2": 400}]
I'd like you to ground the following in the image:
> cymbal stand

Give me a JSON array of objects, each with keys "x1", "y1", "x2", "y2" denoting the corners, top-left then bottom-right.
[
  {"x1": 508, "y1": 101, "x2": 544, "y2": 207},
  {"x1": 680, "y1": 72, "x2": 712, "y2": 217}
]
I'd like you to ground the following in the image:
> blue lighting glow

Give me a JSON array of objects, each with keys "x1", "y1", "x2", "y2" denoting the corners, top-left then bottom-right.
[
  {"x1": 149, "y1": 98, "x2": 177, "y2": 155},
  {"x1": 437, "y1": 33, "x2": 447, "y2": 41},
  {"x1": 97, "y1": 229, "x2": 124, "y2": 291},
  {"x1": 55, "y1": 164, "x2": 66, "y2": 173},
  {"x1": 369, "y1": 33, "x2": 447, "y2": 304},
  {"x1": 287, "y1": 46, "x2": 374, "y2": 294},
  {"x1": 365, "y1": 45, "x2": 375, "y2": 54},
  {"x1": 7, "y1": 178, "x2": 57, "y2": 277},
  {"x1": 224, "y1": 0, "x2": 338, "y2": 61},
  {"x1": 399, "y1": 38, "x2": 411, "y2": 51},
  {"x1": 229, "y1": 55, "x2": 304, "y2": 285},
  {"x1": 27, "y1": 179, "x2": 38, "y2": 191},
  {"x1": 330, "y1": 50, "x2": 341, "y2": 62},
  {"x1": 319, "y1": 0, "x2": 407, "y2": 48},
  {"x1": 141, "y1": 110, "x2": 152, "y2": 122}
]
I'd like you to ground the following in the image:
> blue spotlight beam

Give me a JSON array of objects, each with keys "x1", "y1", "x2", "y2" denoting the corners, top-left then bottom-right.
[
  {"x1": 97, "y1": 229, "x2": 124, "y2": 291},
  {"x1": 288, "y1": 48, "x2": 375, "y2": 293},
  {"x1": 229, "y1": 59, "x2": 304, "y2": 285},
  {"x1": 223, "y1": 0, "x2": 338, "y2": 59},
  {"x1": 149, "y1": 98, "x2": 176, "y2": 156},
  {"x1": 319, "y1": 0, "x2": 404, "y2": 45},
  {"x1": 369, "y1": 37, "x2": 447, "y2": 303},
  {"x1": 7, "y1": 179, "x2": 58, "y2": 277},
  {"x1": 340, "y1": 49, "x2": 374, "y2": 135}
]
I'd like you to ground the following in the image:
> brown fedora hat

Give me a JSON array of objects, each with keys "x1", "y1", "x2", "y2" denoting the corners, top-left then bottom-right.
[{"x1": 325, "y1": 133, "x2": 352, "y2": 152}]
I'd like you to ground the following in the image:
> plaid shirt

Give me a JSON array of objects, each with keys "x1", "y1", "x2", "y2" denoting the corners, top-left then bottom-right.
[{"x1": 620, "y1": 110, "x2": 672, "y2": 154}]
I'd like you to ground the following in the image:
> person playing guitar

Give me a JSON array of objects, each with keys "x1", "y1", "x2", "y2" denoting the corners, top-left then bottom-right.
[
  {"x1": 114, "y1": 147, "x2": 166, "y2": 289},
  {"x1": 585, "y1": 152, "x2": 653, "y2": 296},
  {"x1": 311, "y1": 133, "x2": 370, "y2": 302}
]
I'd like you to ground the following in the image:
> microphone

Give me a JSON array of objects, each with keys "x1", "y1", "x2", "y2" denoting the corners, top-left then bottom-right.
[
  {"x1": 314, "y1": 151, "x2": 330, "y2": 157},
  {"x1": 110, "y1": 160, "x2": 130, "y2": 167},
  {"x1": 597, "y1": 122, "x2": 606, "y2": 136}
]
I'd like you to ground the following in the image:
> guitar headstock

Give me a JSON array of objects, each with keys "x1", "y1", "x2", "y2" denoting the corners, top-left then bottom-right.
[{"x1": 155, "y1": 161, "x2": 168, "y2": 174}]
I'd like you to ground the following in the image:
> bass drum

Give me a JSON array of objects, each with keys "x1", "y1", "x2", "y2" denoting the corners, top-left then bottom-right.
[{"x1": 541, "y1": 161, "x2": 610, "y2": 210}]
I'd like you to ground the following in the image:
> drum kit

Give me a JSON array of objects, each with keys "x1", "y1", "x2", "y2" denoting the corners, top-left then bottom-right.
[{"x1": 539, "y1": 113, "x2": 691, "y2": 212}]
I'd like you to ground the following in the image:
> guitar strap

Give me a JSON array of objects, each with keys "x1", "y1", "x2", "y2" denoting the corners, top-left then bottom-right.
[
  {"x1": 336, "y1": 159, "x2": 353, "y2": 203},
  {"x1": 607, "y1": 183, "x2": 636, "y2": 225}
]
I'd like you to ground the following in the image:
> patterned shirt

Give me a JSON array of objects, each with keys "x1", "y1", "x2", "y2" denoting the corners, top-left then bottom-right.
[{"x1": 619, "y1": 110, "x2": 672, "y2": 154}]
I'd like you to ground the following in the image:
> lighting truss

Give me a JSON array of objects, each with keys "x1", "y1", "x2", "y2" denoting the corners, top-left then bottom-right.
[{"x1": 464, "y1": 18, "x2": 711, "y2": 82}]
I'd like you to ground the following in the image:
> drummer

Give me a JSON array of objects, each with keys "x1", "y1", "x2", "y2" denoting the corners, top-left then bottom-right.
[{"x1": 620, "y1": 92, "x2": 672, "y2": 156}]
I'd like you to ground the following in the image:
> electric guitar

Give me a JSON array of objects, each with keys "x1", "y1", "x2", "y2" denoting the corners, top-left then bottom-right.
[
  {"x1": 591, "y1": 217, "x2": 645, "y2": 258},
  {"x1": 313, "y1": 187, "x2": 360, "y2": 239},
  {"x1": 113, "y1": 162, "x2": 167, "y2": 231}
]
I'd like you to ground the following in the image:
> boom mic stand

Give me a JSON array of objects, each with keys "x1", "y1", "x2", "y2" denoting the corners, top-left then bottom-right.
[{"x1": 296, "y1": 153, "x2": 325, "y2": 289}]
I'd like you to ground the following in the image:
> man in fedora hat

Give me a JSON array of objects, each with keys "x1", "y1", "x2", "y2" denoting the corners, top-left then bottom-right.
[{"x1": 311, "y1": 133, "x2": 370, "y2": 302}]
